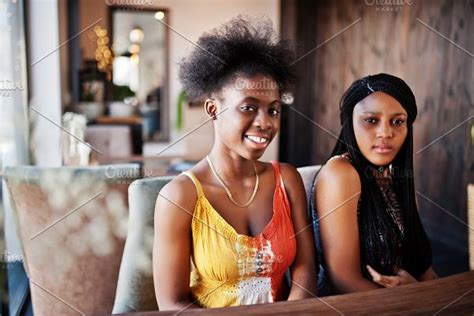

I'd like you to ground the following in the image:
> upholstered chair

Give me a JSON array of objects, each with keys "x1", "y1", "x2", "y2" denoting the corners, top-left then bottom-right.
[{"x1": 4, "y1": 164, "x2": 140, "y2": 315}]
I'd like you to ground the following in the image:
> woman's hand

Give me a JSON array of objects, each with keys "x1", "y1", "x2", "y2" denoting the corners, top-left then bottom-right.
[{"x1": 366, "y1": 265, "x2": 418, "y2": 288}]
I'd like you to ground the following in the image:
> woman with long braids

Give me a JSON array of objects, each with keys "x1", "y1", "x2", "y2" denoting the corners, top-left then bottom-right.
[
  {"x1": 153, "y1": 17, "x2": 317, "y2": 310},
  {"x1": 312, "y1": 73, "x2": 437, "y2": 295}
]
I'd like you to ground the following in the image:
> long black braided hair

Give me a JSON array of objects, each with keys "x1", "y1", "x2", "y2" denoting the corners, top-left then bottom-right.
[{"x1": 331, "y1": 73, "x2": 432, "y2": 278}]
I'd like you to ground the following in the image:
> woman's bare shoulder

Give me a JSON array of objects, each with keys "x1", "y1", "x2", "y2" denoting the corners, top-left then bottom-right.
[
  {"x1": 155, "y1": 173, "x2": 198, "y2": 225},
  {"x1": 316, "y1": 155, "x2": 361, "y2": 190},
  {"x1": 314, "y1": 156, "x2": 361, "y2": 228},
  {"x1": 158, "y1": 161, "x2": 207, "y2": 206},
  {"x1": 276, "y1": 162, "x2": 300, "y2": 180}
]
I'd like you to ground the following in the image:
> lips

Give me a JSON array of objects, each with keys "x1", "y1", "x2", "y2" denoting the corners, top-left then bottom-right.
[{"x1": 373, "y1": 144, "x2": 394, "y2": 154}]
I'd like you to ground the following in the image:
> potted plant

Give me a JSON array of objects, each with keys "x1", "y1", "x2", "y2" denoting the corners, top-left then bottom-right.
[
  {"x1": 76, "y1": 80, "x2": 105, "y2": 121},
  {"x1": 109, "y1": 84, "x2": 137, "y2": 117}
]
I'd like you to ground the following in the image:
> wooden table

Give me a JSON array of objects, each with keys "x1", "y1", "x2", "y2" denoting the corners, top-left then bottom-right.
[{"x1": 120, "y1": 271, "x2": 474, "y2": 315}]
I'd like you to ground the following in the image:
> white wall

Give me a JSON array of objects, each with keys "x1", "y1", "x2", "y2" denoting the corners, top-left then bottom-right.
[
  {"x1": 28, "y1": 0, "x2": 62, "y2": 166},
  {"x1": 144, "y1": 0, "x2": 281, "y2": 161}
]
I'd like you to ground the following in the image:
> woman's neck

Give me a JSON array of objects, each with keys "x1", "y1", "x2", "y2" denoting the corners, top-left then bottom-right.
[{"x1": 207, "y1": 145, "x2": 257, "y2": 180}]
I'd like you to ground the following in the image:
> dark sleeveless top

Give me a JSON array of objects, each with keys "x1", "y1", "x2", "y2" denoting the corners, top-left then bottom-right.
[{"x1": 310, "y1": 155, "x2": 405, "y2": 296}]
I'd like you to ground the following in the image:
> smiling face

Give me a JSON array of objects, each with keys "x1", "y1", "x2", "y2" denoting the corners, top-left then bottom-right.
[
  {"x1": 352, "y1": 92, "x2": 408, "y2": 166},
  {"x1": 208, "y1": 74, "x2": 281, "y2": 160}
]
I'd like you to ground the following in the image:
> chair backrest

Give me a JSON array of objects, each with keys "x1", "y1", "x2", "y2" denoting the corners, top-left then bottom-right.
[
  {"x1": 112, "y1": 176, "x2": 172, "y2": 313},
  {"x1": 297, "y1": 165, "x2": 321, "y2": 211},
  {"x1": 112, "y1": 165, "x2": 321, "y2": 313},
  {"x1": 4, "y1": 164, "x2": 140, "y2": 316}
]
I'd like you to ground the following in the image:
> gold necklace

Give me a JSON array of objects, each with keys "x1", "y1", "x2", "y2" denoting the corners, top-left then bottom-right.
[{"x1": 206, "y1": 155, "x2": 259, "y2": 208}]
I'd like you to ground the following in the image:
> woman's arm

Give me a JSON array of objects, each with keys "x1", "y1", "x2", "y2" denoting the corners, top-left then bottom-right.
[
  {"x1": 153, "y1": 176, "x2": 200, "y2": 311},
  {"x1": 280, "y1": 163, "x2": 318, "y2": 300},
  {"x1": 315, "y1": 158, "x2": 380, "y2": 293}
]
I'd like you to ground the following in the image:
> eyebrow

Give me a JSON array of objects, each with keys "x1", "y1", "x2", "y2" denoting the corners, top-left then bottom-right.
[
  {"x1": 362, "y1": 111, "x2": 407, "y2": 116},
  {"x1": 241, "y1": 97, "x2": 259, "y2": 103},
  {"x1": 240, "y1": 97, "x2": 281, "y2": 105}
]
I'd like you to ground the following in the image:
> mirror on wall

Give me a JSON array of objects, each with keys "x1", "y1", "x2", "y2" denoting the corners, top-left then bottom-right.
[
  {"x1": 71, "y1": 5, "x2": 169, "y2": 145},
  {"x1": 109, "y1": 7, "x2": 169, "y2": 141}
]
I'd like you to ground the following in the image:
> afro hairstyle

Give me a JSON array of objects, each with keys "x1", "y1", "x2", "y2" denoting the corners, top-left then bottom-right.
[{"x1": 178, "y1": 16, "x2": 296, "y2": 100}]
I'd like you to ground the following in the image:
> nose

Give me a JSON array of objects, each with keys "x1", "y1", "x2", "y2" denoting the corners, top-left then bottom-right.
[
  {"x1": 254, "y1": 109, "x2": 272, "y2": 130},
  {"x1": 376, "y1": 121, "x2": 394, "y2": 139}
]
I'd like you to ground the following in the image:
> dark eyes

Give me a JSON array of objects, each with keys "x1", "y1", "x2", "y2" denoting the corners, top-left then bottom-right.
[
  {"x1": 269, "y1": 108, "x2": 280, "y2": 116},
  {"x1": 392, "y1": 118, "x2": 405, "y2": 125},
  {"x1": 363, "y1": 117, "x2": 405, "y2": 125},
  {"x1": 240, "y1": 104, "x2": 257, "y2": 112},
  {"x1": 240, "y1": 104, "x2": 280, "y2": 116},
  {"x1": 364, "y1": 117, "x2": 378, "y2": 124}
]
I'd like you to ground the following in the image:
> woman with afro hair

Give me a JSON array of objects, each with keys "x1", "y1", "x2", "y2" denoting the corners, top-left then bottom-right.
[
  {"x1": 153, "y1": 17, "x2": 317, "y2": 310},
  {"x1": 312, "y1": 74, "x2": 437, "y2": 296}
]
